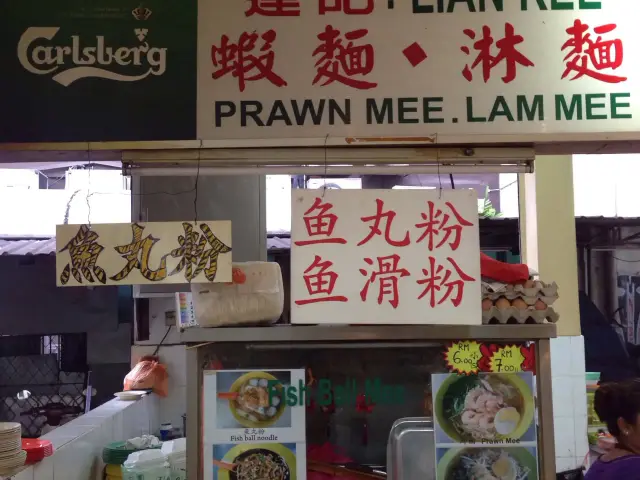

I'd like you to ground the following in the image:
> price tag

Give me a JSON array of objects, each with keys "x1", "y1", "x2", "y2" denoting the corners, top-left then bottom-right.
[
  {"x1": 444, "y1": 341, "x2": 482, "y2": 375},
  {"x1": 489, "y1": 345, "x2": 526, "y2": 373}
]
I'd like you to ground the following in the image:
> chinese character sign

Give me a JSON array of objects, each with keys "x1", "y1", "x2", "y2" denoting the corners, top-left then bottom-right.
[
  {"x1": 291, "y1": 189, "x2": 481, "y2": 325},
  {"x1": 198, "y1": 0, "x2": 639, "y2": 143},
  {"x1": 55, "y1": 221, "x2": 232, "y2": 287}
]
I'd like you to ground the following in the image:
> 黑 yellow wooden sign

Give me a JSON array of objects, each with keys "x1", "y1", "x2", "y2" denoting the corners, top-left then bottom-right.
[{"x1": 56, "y1": 221, "x2": 232, "y2": 287}]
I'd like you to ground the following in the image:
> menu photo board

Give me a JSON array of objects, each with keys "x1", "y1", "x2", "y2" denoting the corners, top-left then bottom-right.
[
  {"x1": 203, "y1": 369, "x2": 307, "y2": 480},
  {"x1": 431, "y1": 372, "x2": 539, "y2": 480}
]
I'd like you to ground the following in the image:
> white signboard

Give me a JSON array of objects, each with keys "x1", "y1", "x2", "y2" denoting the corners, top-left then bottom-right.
[
  {"x1": 197, "y1": 0, "x2": 639, "y2": 143},
  {"x1": 56, "y1": 221, "x2": 232, "y2": 286},
  {"x1": 291, "y1": 189, "x2": 481, "y2": 324}
]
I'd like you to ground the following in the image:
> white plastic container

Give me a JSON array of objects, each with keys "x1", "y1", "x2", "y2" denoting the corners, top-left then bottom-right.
[
  {"x1": 162, "y1": 438, "x2": 187, "y2": 480},
  {"x1": 122, "y1": 449, "x2": 170, "y2": 480},
  {"x1": 191, "y1": 262, "x2": 283, "y2": 327}
]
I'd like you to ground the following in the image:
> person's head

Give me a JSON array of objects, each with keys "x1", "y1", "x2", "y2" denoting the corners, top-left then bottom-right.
[{"x1": 594, "y1": 380, "x2": 640, "y2": 448}]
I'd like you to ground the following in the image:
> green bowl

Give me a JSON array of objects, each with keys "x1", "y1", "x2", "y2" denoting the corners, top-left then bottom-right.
[
  {"x1": 437, "y1": 447, "x2": 538, "y2": 479},
  {"x1": 434, "y1": 374, "x2": 534, "y2": 443}
]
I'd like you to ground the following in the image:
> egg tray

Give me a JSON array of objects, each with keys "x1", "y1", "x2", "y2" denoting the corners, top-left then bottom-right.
[
  {"x1": 481, "y1": 306, "x2": 560, "y2": 324},
  {"x1": 481, "y1": 281, "x2": 559, "y2": 298},
  {"x1": 482, "y1": 293, "x2": 559, "y2": 307}
]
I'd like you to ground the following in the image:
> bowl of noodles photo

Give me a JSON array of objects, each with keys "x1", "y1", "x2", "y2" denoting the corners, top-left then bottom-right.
[
  {"x1": 437, "y1": 447, "x2": 537, "y2": 480},
  {"x1": 434, "y1": 373, "x2": 534, "y2": 443},
  {"x1": 215, "y1": 444, "x2": 296, "y2": 480},
  {"x1": 228, "y1": 371, "x2": 287, "y2": 428}
]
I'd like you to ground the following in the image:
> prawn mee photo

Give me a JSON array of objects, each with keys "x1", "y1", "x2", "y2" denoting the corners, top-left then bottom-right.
[
  {"x1": 216, "y1": 370, "x2": 292, "y2": 429},
  {"x1": 433, "y1": 373, "x2": 536, "y2": 444}
]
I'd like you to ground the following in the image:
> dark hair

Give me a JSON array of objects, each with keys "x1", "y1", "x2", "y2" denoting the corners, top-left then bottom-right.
[{"x1": 594, "y1": 380, "x2": 640, "y2": 436}]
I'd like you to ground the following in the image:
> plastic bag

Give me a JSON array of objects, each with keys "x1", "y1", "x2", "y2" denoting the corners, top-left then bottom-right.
[
  {"x1": 480, "y1": 253, "x2": 530, "y2": 283},
  {"x1": 124, "y1": 355, "x2": 169, "y2": 397}
]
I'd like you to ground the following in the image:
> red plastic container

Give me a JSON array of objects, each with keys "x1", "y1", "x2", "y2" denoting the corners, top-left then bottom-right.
[{"x1": 22, "y1": 439, "x2": 53, "y2": 464}]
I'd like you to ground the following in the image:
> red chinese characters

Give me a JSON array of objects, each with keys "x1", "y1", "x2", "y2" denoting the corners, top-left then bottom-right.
[
  {"x1": 245, "y1": 0, "x2": 301, "y2": 16},
  {"x1": 319, "y1": 0, "x2": 374, "y2": 14},
  {"x1": 211, "y1": 30, "x2": 287, "y2": 92},
  {"x1": 359, "y1": 255, "x2": 410, "y2": 309},
  {"x1": 461, "y1": 23, "x2": 534, "y2": 83},
  {"x1": 296, "y1": 255, "x2": 348, "y2": 305},
  {"x1": 358, "y1": 199, "x2": 410, "y2": 247},
  {"x1": 561, "y1": 20, "x2": 626, "y2": 84},
  {"x1": 294, "y1": 197, "x2": 347, "y2": 246},
  {"x1": 415, "y1": 201, "x2": 474, "y2": 251},
  {"x1": 416, "y1": 257, "x2": 476, "y2": 308},
  {"x1": 313, "y1": 25, "x2": 377, "y2": 90}
]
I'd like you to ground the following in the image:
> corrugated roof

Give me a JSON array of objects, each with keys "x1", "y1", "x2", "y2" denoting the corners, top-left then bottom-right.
[
  {"x1": 0, "y1": 238, "x2": 57, "y2": 256},
  {"x1": 267, "y1": 236, "x2": 291, "y2": 251},
  {"x1": 0, "y1": 236, "x2": 289, "y2": 255}
]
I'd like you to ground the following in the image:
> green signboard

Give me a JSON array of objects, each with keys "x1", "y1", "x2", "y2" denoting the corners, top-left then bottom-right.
[{"x1": 0, "y1": 0, "x2": 196, "y2": 143}]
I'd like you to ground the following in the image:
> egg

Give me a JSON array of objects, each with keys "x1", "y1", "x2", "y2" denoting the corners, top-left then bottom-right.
[
  {"x1": 491, "y1": 453, "x2": 516, "y2": 480},
  {"x1": 494, "y1": 407, "x2": 521, "y2": 435},
  {"x1": 495, "y1": 297, "x2": 510, "y2": 310},
  {"x1": 524, "y1": 279, "x2": 535, "y2": 289},
  {"x1": 511, "y1": 298, "x2": 528, "y2": 310},
  {"x1": 535, "y1": 299, "x2": 547, "y2": 310},
  {"x1": 482, "y1": 299, "x2": 493, "y2": 311}
]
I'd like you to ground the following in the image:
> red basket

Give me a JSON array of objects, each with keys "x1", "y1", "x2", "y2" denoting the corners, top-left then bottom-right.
[{"x1": 22, "y1": 439, "x2": 53, "y2": 464}]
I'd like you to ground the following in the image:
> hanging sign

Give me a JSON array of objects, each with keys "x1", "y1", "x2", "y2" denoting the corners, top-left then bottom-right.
[
  {"x1": 198, "y1": 0, "x2": 639, "y2": 144},
  {"x1": 0, "y1": 0, "x2": 197, "y2": 143},
  {"x1": 291, "y1": 189, "x2": 481, "y2": 325},
  {"x1": 55, "y1": 221, "x2": 232, "y2": 287},
  {"x1": 444, "y1": 342, "x2": 536, "y2": 374}
]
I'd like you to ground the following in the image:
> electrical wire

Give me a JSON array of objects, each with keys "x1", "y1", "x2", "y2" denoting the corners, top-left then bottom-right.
[
  {"x1": 612, "y1": 256, "x2": 640, "y2": 263},
  {"x1": 152, "y1": 326, "x2": 173, "y2": 356}
]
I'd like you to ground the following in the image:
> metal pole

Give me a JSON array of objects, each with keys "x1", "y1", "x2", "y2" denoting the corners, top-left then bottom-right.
[
  {"x1": 536, "y1": 338, "x2": 557, "y2": 478},
  {"x1": 186, "y1": 345, "x2": 201, "y2": 480}
]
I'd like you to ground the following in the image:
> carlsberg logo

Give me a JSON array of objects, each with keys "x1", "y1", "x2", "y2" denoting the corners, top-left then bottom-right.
[{"x1": 17, "y1": 27, "x2": 167, "y2": 86}]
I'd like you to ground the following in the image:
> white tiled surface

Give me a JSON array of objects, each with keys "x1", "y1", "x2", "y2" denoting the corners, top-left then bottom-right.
[
  {"x1": 7, "y1": 394, "x2": 161, "y2": 480},
  {"x1": 551, "y1": 335, "x2": 589, "y2": 473}
]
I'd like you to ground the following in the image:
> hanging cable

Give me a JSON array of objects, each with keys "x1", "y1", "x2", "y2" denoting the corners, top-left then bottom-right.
[
  {"x1": 86, "y1": 152, "x2": 93, "y2": 229},
  {"x1": 321, "y1": 134, "x2": 329, "y2": 197}
]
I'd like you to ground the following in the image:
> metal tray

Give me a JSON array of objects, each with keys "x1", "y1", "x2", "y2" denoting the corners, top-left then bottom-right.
[{"x1": 387, "y1": 417, "x2": 435, "y2": 480}]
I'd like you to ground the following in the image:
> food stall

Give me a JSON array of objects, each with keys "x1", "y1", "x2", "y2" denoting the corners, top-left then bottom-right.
[
  {"x1": 182, "y1": 326, "x2": 556, "y2": 480},
  {"x1": 180, "y1": 188, "x2": 559, "y2": 480}
]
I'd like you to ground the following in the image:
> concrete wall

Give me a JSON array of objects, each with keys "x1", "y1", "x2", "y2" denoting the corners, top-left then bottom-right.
[
  {"x1": 0, "y1": 255, "x2": 132, "y2": 411},
  {"x1": 0, "y1": 256, "x2": 119, "y2": 336},
  {"x1": 129, "y1": 174, "x2": 268, "y2": 430}
]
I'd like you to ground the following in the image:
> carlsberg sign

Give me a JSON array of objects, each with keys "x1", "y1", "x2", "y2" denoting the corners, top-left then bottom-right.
[{"x1": 17, "y1": 27, "x2": 167, "y2": 86}]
